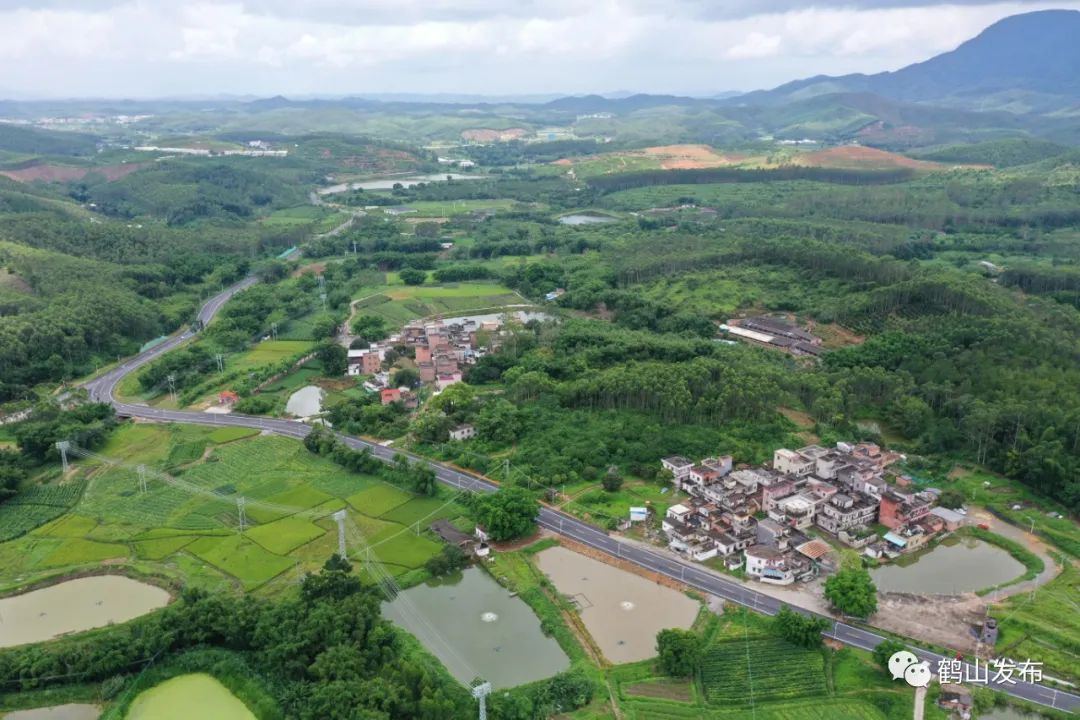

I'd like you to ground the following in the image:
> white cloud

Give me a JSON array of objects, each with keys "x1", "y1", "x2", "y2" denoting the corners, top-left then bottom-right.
[
  {"x1": 0, "y1": 0, "x2": 1077, "y2": 96},
  {"x1": 726, "y1": 32, "x2": 783, "y2": 59}
]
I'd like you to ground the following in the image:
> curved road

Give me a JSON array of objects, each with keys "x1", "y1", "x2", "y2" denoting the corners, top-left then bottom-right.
[{"x1": 84, "y1": 280, "x2": 1078, "y2": 714}]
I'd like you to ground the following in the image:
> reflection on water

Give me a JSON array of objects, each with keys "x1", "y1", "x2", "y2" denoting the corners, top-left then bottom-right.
[
  {"x1": 870, "y1": 536, "x2": 1025, "y2": 594},
  {"x1": 978, "y1": 707, "x2": 1045, "y2": 720},
  {"x1": 382, "y1": 567, "x2": 569, "y2": 689},
  {"x1": 0, "y1": 575, "x2": 170, "y2": 648}
]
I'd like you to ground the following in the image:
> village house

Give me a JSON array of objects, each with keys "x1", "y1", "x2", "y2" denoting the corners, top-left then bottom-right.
[
  {"x1": 448, "y1": 424, "x2": 477, "y2": 441},
  {"x1": 936, "y1": 684, "x2": 973, "y2": 718},
  {"x1": 657, "y1": 439, "x2": 925, "y2": 584},
  {"x1": 347, "y1": 348, "x2": 383, "y2": 376}
]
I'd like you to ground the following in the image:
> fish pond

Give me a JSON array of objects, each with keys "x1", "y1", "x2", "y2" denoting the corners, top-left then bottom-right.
[
  {"x1": 382, "y1": 567, "x2": 569, "y2": 689},
  {"x1": 285, "y1": 385, "x2": 324, "y2": 417},
  {"x1": 125, "y1": 674, "x2": 255, "y2": 720},
  {"x1": 0, "y1": 575, "x2": 170, "y2": 648},
  {"x1": 870, "y1": 536, "x2": 1026, "y2": 594},
  {"x1": 557, "y1": 213, "x2": 617, "y2": 225}
]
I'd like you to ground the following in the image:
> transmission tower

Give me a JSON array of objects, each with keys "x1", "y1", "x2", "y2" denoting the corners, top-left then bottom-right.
[
  {"x1": 55, "y1": 441, "x2": 71, "y2": 473},
  {"x1": 333, "y1": 509, "x2": 348, "y2": 559},
  {"x1": 351, "y1": 239, "x2": 358, "y2": 255},
  {"x1": 318, "y1": 274, "x2": 325, "y2": 290},
  {"x1": 137, "y1": 464, "x2": 148, "y2": 494},
  {"x1": 471, "y1": 680, "x2": 492, "y2": 720},
  {"x1": 237, "y1": 497, "x2": 248, "y2": 532},
  {"x1": 270, "y1": 322, "x2": 279, "y2": 340},
  {"x1": 166, "y1": 374, "x2": 177, "y2": 402},
  {"x1": 319, "y1": 291, "x2": 328, "y2": 312},
  {"x1": 215, "y1": 354, "x2": 224, "y2": 373}
]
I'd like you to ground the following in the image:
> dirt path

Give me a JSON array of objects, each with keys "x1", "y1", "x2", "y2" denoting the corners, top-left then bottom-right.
[
  {"x1": 970, "y1": 509, "x2": 1061, "y2": 597},
  {"x1": 914, "y1": 684, "x2": 926, "y2": 720}
]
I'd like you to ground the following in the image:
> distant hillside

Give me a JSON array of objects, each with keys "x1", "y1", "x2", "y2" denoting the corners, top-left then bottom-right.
[
  {"x1": 913, "y1": 138, "x2": 1072, "y2": 168},
  {"x1": 0, "y1": 124, "x2": 99, "y2": 157},
  {"x1": 741, "y1": 10, "x2": 1080, "y2": 113}
]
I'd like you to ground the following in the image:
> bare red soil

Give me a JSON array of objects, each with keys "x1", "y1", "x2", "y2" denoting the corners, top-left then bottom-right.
[
  {"x1": 0, "y1": 162, "x2": 146, "y2": 183},
  {"x1": 461, "y1": 128, "x2": 528, "y2": 142}
]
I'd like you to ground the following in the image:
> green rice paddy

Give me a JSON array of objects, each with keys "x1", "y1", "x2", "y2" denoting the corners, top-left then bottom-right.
[{"x1": 0, "y1": 422, "x2": 468, "y2": 594}]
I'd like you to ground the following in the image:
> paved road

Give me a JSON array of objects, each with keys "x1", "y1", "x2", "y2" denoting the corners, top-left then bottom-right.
[{"x1": 83, "y1": 280, "x2": 1079, "y2": 715}]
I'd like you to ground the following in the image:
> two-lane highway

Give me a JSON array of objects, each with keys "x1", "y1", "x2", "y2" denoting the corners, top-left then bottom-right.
[{"x1": 82, "y1": 278, "x2": 1079, "y2": 714}]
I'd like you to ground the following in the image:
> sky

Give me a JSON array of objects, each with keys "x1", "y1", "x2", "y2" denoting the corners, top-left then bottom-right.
[{"x1": 1, "y1": 0, "x2": 1078, "y2": 99}]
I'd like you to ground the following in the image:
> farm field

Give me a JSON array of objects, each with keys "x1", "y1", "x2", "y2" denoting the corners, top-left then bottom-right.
[
  {"x1": 376, "y1": 198, "x2": 527, "y2": 217},
  {"x1": 353, "y1": 280, "x2": 524, "y2": 324},
  {"x1": 595, "y1": 608, "x2": 937, "y2": 720},
  {"x1": 0, "y1": 422, "x2": 468, "y2": 594}
]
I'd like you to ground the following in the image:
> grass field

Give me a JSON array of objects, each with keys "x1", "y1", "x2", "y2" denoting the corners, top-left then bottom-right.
[
  {"x1": 377, "y1": 198, "x2": 527, "y2": 217},
  {"x1": 993, "y1": 562, "x2": 1080, "y2": 683},
  {"x1": 0, "y1": 422, "x2": 469, "y2": 594},
  {"x1": 354, "y1": 281, "x2": 523, "y2": 324}
]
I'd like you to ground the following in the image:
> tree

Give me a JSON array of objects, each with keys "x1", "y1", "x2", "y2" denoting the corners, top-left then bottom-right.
[
  {"x1": 425, "y1": 545, "x2": 467, "y2": 577},
  {"x1": 938, "y1": 488, "x2": 966, "y2": 509},
  {"x1": 772, "y1": 606, "x2": 829, "y2": 648},
  {"x1": 872, "y1": 639, "x2": 908, "y2": 670},
  {"x1": 470, "y1": 486, "x2": 539, "y2": 541},
  {"x1": 656, "y1": 628, "x2": 703, "y2": 677},
  {"x1": 474, "y1": 399, "x2": 521, "y2": 444},
  {"x1": 391, "y1": 368, "x2": 421, "y2": 389},
  {"x1": 824, "y1": 566, "x2": 878, "y2": 618},
  {"x1": 310, "y1": 314, "x2": 339, "y2": 340},
  {"x1": 351, "y1": 315, "x2": 388, "y2": 344},
  {"x1": 602, "y1": 465, "x2": 624, "y2": 492},
  {"x1": 300, "y1": 554, "x2": 362, "y2": 602},
  {"x1": 399, "y1": 268, "x2": 427, "y2": 286},
  {"x1": 317, "y1": 342, "x2": 348, "y2": 377}
]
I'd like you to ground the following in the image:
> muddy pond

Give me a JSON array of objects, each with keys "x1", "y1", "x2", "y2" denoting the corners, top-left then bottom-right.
[
  {"x1": 285, "y1": 385, "x2": 323, "y2": 417},
  {"x1": 0, "y1": 575, "x2": 170, "y2": 648},
  {"x1": 382, "y1": 567, "x2": 569, "y2": 689},
  {"x1": 125, "y1": 673, "x2": 255, "y2": 720},
  {"x1": 870, "y1": 536, "x2": 1025, "y2": 594},
  {"x1": 535, "y1": 546, "x2": 698, "y2": 664}
]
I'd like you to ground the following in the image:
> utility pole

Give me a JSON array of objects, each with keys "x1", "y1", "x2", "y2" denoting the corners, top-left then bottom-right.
[
  {"x1": 137, "y1": 464, "x2": 148, "y2": 494},
  {"x1": 333, "y1": 510, "x2": 348, "y2": 559},
  {"x1": 471, "y1": 681, "x2": 492, "y2": 720},
  {"x1": 55, "y1": 441, "x2": 71, "y2": 473},
  {"x1": 504, "y1": 458, "x2": 510, "y2": 482},
  {"x1": 166, "y1": 374, "x2": 177, "y2": 402},
  {"x1": 237, "y1": 497, "x2": 247, "y2": 532},
  {"x1": 215, "y1": 354, "x2": 224, "y2": 374}
]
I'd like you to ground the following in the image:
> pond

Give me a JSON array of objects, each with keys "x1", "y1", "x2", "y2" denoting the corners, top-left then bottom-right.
[
  {"x1": 319, "y1": 173, "x2": 480, "y2": 194},
  {"x1": 5, "y1": 705, "x2": 100, "y2": 720},
  {"x1": 382, "y1": 567, "x2": 569, "y2": 689},
  {"x1": 0, "y1": 575, "x2": 170, "y2": 648},
  {"x1": 977, "y1": 709, "x2": 1047, "y2": 720},
  {"x1": 285, "y1": 385, "x2": 323, "y2": 417},
  {"x1": 870, "y1": 536, "x2": 1026, "y2": 594},
  {"x1": 557, "y1": 213, "x2": 616, "y2": 225},
  {"x1": 535, "y1": 546, "x2": 699, "y2": 664},
  {"x1": 125, "y1": 673, "x2": 255, "y2": 720}
]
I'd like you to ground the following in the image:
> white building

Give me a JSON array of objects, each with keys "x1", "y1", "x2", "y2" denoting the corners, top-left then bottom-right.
[{"x1": 449, "y1": 424, "x2": 477, "y2": 441}]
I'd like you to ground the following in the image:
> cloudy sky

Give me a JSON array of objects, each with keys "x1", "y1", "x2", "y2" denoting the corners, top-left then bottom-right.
[{"x1": 1, "y1": 0, "x2": 1077, "y2": 98}]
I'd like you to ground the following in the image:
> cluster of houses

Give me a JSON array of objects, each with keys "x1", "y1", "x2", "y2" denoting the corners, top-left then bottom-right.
[
  {"x1": 347, "y1": 316, "x2": 505, "y2": 405},
  {"x1": 660, "y1": 442, "x2": 964, "y2": 585},
  {"x1": 720, "y1": 316, "x2": 824, "y2": 358}
]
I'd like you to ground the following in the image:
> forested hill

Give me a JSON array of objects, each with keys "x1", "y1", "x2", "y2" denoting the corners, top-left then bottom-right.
[{"x1": 741, "y1": 10, "x2": 1080, "y2": 113}]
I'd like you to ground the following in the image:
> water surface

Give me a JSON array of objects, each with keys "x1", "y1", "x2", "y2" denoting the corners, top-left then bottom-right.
[
  {"x1": 535, "y1": 546, "x2": 698, "y2": 663},
  {"x1": 382, "y1": 567, "x2": 569, "y2": 689},
  {"x1": 319, "y1": 173, "x2": 479, "y2": 194},
  {"x1": 558, "y1": 213, "x2": 616, "y2": 225},
  {"x1": 870, "y1": 536, "x2": 1025, "y2": 594},
  {"x1": 126, "y1": 673, "x2": 255, "y2": 720},
  {"x1": 0, "y1": 575, "x2": 170, "y2": 648},
  {"x1": 285, "y1": 385, "x2": 324, "y2": 417},
  {"x1": 5, "y1": 705, "x2": 99, "y2": 720}
]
